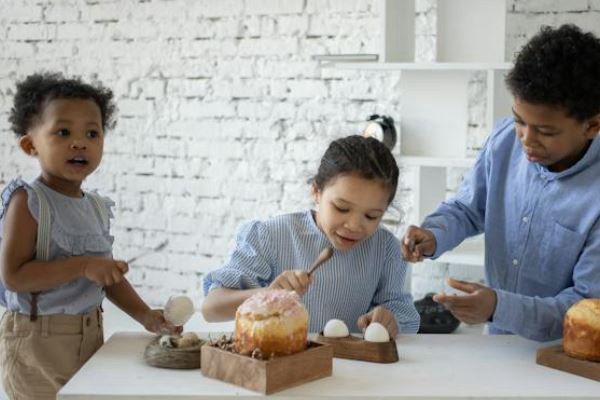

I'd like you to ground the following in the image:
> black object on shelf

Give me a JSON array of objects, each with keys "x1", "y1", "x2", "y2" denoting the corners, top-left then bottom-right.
[
  {"x1": 414, "y1": 293, "x2": 460, "y2": 334},
  {"x1": 362, "y1": 114, "x2": 397, "y2": 150}
]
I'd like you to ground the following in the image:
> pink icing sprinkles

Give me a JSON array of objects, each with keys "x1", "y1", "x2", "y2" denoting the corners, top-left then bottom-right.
[{"x1": 238, "y1": 289, "x2": 307, "y2": 318}]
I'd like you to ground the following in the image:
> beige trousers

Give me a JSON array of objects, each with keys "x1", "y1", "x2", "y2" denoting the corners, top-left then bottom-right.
[{"x1": 0, "y1": 308, "x2": 103, "y2": 400}]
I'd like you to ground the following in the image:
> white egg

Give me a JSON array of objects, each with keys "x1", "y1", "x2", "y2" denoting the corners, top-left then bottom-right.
[
  {"x1": 323, "y1": 319, "x2": 350, "y2": 338},
  {"x1": 164, "y1": 295, "x2": 194, "y2": 326},
  {"x1": 364, "y1": 322, "x2": 390, "y2": 342}
]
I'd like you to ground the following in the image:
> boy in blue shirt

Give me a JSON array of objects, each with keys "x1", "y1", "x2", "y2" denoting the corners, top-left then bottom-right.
[{"x1": 401, "y1": 24, "x2": 600, "y2": 341}]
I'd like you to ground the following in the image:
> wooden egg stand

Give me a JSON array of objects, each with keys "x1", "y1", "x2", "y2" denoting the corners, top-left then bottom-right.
[
  {"x1": 201, "y1": 338, "x2": 333, "y2": 394},
  {"x1": 315, "y1": 333, "x2": 399, "y2": 363}
]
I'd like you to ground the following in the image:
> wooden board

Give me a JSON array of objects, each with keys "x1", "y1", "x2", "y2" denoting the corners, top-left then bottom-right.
[
  {"x1": 143, "y1": 336, "x2": 203, "y2": 369},
  {"x1": 536, "y1": 344, "x2": 600, "y2": 382},
  {"x1": 315, "y1": 334, "x2": 399, "y2": 363},
  {"x1": 201, "y1": 341, "x2": 332, "y2": 394}
]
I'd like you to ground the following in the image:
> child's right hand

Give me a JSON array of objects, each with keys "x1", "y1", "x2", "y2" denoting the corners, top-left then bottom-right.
[
  {"x1": 82, "y1": 257, "x2": 128, "y2": 286},
  {"x1": 269, "y1": 270, "x2": 313, "y2": 296},
  {"x1": 401, "y1": 226, "x2": 437, "y2": 262}
]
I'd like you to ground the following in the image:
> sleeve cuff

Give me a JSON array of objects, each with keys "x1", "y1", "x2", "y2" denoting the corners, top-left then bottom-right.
[
  {"x1": 491, "y1": 289, "x2": 522, "y2": 332},
  {"x1": 426, "y1": 227, "x2": 451, "y2": 259}
]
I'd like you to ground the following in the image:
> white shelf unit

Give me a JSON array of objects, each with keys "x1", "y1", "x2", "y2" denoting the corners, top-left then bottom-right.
[{"x1": 323, "y1": 0, "x2": 513, "y2": 266}]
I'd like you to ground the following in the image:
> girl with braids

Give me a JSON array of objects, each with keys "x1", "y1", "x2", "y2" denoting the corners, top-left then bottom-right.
[{"x1": 202, "y1": 135, "x2": 419, "y2": 336}]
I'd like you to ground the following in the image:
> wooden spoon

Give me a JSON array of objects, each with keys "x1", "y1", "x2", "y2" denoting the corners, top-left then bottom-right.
[{"x1": 307, "y1": 247, "x2": 334, "y2": 277}]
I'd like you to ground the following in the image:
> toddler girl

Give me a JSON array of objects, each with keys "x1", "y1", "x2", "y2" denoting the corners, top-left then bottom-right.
[{"x1": 0, "y1": 72, "x2": 179, "y2": 400}]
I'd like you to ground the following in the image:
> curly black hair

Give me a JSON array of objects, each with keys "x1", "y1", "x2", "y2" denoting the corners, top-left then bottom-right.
[
  {"x1": 505, "y1": 24, "x2": 600, "y2": 121},
  {"x1": 312, "y1": 135, "x2": 399, "y2": 204},
  {"x1": 8, "y1": 72, "x2": 117, "y2": 137}
]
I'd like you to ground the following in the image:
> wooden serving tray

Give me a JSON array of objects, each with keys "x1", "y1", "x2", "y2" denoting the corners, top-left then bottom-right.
[
  {"x1": 536, "y1": 344, "x2": 600, "y2": 381},
  {"x1": 201, "y1": 341, "x2": 332, "y2": 394},
  {"x1": 315, "y1": 334, "x2": 399, "y2": 363},
  {"x1": 143, "y1": 336, "x2": 204, "y2": 369}
]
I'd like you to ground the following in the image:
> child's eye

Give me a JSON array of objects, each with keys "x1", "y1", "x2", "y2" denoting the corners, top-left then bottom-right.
[
  {"x1": 333, "y1": 204, "x2": 349, "y2": 213},
  {"x1": 56, "y1": 128, "x2": 70, "y2": 137},
  {"x1": 366, "y1": 215, "x2": 380, "y2": 221},
  {"x1": 87, "y1": 130, "x2": 100, "y2": 138}
]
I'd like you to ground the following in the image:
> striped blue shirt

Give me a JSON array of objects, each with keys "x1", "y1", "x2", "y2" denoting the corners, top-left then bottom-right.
[
  {"x1": 203, "y1": 210, "x2": 419, "y2": 334},
  {"x1": 423, "y1": 118, "x2": 600, "y2": 342}
]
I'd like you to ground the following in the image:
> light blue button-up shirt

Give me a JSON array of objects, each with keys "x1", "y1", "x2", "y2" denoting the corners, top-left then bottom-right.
[
  {"x1": 203, "y1": 210, "x2": 420, "y2": 334},
  {"x1": 422, "y1": 118, "x2": 600, "y2": 342}
]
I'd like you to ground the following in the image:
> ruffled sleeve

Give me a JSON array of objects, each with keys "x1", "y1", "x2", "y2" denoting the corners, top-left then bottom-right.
[
  {"x1": 51, "y1": 190, "x2": 115, "y2": 256},
  {"x1": 0, "y1": 178, "x2": 39, "y2": 222},
  {"x1": 202, "y1": 220, "x2": 275, "y2": 294},
  {"x1": 88, "y1": 190, "x2": 115, "y2": 230}
]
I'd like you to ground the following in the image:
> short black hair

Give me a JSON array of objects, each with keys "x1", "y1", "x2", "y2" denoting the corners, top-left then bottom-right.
[
  {"x1": 505, "y1": 24, "x2": 600, "y2": 121},
  {"x1": 312, "y1": 135, "x2": 399, "y2": 204},
  {"x1": 8, "y1": 72, "x2": 117, "y2": 137}
]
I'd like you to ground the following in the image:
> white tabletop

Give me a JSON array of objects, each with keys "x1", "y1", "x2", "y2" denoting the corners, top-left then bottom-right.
[{"x1": 58, "y1": 331, "x2": 599, "y2": 399}]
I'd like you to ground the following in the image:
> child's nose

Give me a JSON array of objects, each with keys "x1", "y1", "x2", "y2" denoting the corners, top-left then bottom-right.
[
  {"x1": 70, "y1": 139, "x2": 87, "y2": 150},
  {"x1": 344, "y1": 214, "x2": 363, "y2": 232},
  {"x1": 520, "y1": 126, "x2": 537, "y2": 146}
]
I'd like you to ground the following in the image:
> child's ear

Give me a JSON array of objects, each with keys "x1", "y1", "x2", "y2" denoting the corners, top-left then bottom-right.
[
  {"x1": 19, "y1": 135, "x2": 37, "y2": 156},
  {"x1": 585, "y1": 114, "x2": 600, "y2": 139},
  {"x1": 311, "y1": 183, "x2": 321, "y2": 204}
]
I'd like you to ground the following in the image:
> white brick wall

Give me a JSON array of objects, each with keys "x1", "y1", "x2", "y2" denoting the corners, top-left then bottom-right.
[{"x1": 0, "y1": 0, "x2": 598, "y2": 307}]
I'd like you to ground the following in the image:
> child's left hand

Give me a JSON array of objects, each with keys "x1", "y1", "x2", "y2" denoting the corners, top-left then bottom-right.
[
  {"x1": 142, "y1": 309, "x2": 183, "y2": 335},
  {"x1": 357, "y1": 306, "x2": 398, "y2": 338},
  {"x1": 433, "y1": 277, "x2": 497, "y2": 324}
]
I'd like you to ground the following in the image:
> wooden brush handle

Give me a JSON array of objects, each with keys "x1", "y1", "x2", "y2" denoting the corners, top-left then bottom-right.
[{"x1": 307, "y1": 247, "x2": 334, "y2": 277}]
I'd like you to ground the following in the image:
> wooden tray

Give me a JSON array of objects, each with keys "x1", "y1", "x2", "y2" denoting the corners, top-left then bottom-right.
[
  {"x1": 536, "y1": 344, "x2": 600, "y2": 381},
  {"x1": 315, "y1": 334, "x2": 399, "y2": 363},
  {"x1": 201, "y1": 341, "x2": 332, "y2": 394},
  {"x1": 143, "y1": 336, "x2": 204, "y2": 369}
]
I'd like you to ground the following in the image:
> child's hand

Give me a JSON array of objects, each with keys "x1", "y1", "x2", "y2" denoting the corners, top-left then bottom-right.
[
  {"x1": 357, "y1": 306, "x2": 398, "y2": 338},
  {"x1": 401, "y1": 225, "x2": 437, "y2": 262},
  {"x1": 269, "y1": 270, "x2": 313, "y2": 296},
  {"x1": 83, "y1": 257, "x2": 128, "y2": 286},
  {"x1": 142, "y1": 309, "x2": 183, "y2": 335},
  {"x1": 433, "y1": 277, "x2": 497, "y2": 324}
]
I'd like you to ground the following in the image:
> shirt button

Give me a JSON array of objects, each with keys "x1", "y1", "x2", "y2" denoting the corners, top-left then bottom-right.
[
  {"x1": 512, "y1": 259, "x2": 519, "y2": 266},
  {"x1": 522, "y1": 217, "x2": 529, "y2": 223}
]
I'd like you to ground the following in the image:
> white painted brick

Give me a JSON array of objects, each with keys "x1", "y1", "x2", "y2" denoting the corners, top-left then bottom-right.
[
  {"x1": 118, "y1": 99, "x2": 154, "y2": 117},
  {"x1": 237, "y1": 101, "x2": 273, "y2": 118},
  {"x1": 0, "y1": 42, "x2": 36, "y2": 57},
  {"x1": 113, "y1": 21, "x2": 159, "y2": 39},
  {"x1": 5, "y1": 5, "x2": 43, "y2": 23},
  {"x1": 191, "y1": 0, "x2": 244, "y2": 17},
  {"x1": 216, "y1": 59, "x2": 255, "y2": 78},
  {"x1": 7, "y1": 23, "x2": 56, "y2": 41},
  {"x1": 308, "y1": 15, "x2": 343, "y2": 36},
  {"x1": 286, "y1": 79, "x2": 328, "y2": 98},
  {"x1": 180, "y1": 100, "x2": 236, "y2": 118},
  {"x1": 44, "y1": 2, "x2": 80, "y2": 22},
  {"x1": 238, "y1": 38, "x2": 298, "y2": 55},
  {"x1": 56, "y1": 22, "x2": 101, "y2": 40},
  {"x1": 166, "y1": 78, "x2": 209, "y2": 97},
  {"x1": 277, "y1": 15, "x2": 309, "y2": 35},
  {"x1": 81, "y1": 3, "x2": 123, "y2": 21},
  {"x1": 245, "y1": 0, "x2": 305, "y2": 15}
]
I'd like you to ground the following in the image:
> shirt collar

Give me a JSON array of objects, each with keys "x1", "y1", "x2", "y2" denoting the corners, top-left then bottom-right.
[{"x1": 536, "y1": 134, "x2": 600, "y2": 180}]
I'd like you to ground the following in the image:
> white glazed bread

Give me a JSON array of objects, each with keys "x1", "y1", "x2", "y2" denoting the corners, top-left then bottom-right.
[
  {"x1": 234, "y1": 289, "x2": 309, "y2": 357},
  {"x1": 563, "y1": 298, "x2": 600, "y2": 361}
]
